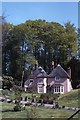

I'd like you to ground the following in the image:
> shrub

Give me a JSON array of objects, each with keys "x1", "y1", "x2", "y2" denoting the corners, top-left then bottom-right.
[
  {"x1": 62, "y1": 105, "x2": 65, "y2": 108},
  {"x1": 13, "y1": 103, "x2": 21, "y2": 111},
  {"x1": 40, "y1": 93, "x2": 49, "y2": 104},
  {"x1": 48, "y1": 98, "x2": 53, "y2": 104},
  {"x1": 55, "y1": 102, "x2": 59, "y2": 108},
  {"x1": 38, "y1": 99, "x2": 41, "y2": 103},
  {"x1": 39, "y1": 93, "x2": 60, "y2": 104},
  {"x1": 2, "y1": 89, "x2": 10, "y2": 96},
  {"x1": 26, "y1": 106, "x2": 40, "y2": 118},
  {"x1": 25, "y1": 96, "x2": 27, "y2": 101},
  {"x1": 21, "y1": 104, "x2": 25, "y2": 111}
]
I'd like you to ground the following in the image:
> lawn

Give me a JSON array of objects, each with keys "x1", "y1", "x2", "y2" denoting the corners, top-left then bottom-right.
[
  {"x1": 58, "y1": 89, "x2": 80, "y2": 107},
  {"x1": 2, "y1": 89, "x2": 40, "y2": 100},
  {"x1": 0, "y1": 101, "x2": 79, "y2": 119},
  {"x1": 0, "y1": 89, "x2": 80, "y2": 119},
  {"x1": 2, "y1": 88, "x2": 80, "y2": 108}
]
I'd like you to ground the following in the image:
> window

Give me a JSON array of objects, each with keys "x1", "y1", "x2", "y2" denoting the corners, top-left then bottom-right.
[
  {"x1": 38, "y1": 79, "x2": 43, "y2": 83},
  {"x1": 30, "y1": 79, "x2": 34, "y2": 82},
  {"x1": 54, "y1": 86, "x2": 60, "y2": 93},
  {"x1": 55, "y1": 75, "x2": 61, "y2": 81},
  {"x1": 61, "y1": 86, "x2": 63, "y2": 92},
  {"x1": 38, "y1": 86, "x2": 44, "y2": 93},
  {"x1": 54, "y1": 86, "x2": 64, "y2": 93}
]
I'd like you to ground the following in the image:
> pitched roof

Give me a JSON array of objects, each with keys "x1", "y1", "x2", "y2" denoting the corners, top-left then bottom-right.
[
  {"x1": 25, "y1": 66, "x2": 47, "y2": 87},
  {"x1": 24, "y1": 79, "x2": 34, "y2": 87},
  {"x1": 29, "y1": 66, "x2": 47, "y2": 79},
  {"x1": 48, "y1": 64, "x2": 70, "y2": 78},
  {"x1": 24, "y1": 79, "x2": 37, "y2": 89}
]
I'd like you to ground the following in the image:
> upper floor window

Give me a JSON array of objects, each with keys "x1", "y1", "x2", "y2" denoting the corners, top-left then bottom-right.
[
  {"x1": 30, "y1": 79, "x2": 34, "y2": 82},
  {"x1": 38, "y1": 79, "x2": 43, "y2": 83},
  {"x1": 55, "y1": 75, "x2": 61, "y2": 81}
]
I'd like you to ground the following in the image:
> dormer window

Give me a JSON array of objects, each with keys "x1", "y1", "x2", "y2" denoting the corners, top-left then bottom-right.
[
  {"x1": 55, "y1": 75, "x2": 61, "y2": 81},
  {"x1": 30, "y1": 79, "x2": 34, "y2": 82},
  {"x1": 38, "y1": 79, "x2": 43, "y2": 83}
]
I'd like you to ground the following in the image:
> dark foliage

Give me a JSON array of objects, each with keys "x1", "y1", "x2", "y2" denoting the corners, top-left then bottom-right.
[
  {"x1": 13, "y1": 103, "x2": 21, "y2": 111},
  {"x1": 67, "y1": 57, "x2": 80, "y2": 89}
]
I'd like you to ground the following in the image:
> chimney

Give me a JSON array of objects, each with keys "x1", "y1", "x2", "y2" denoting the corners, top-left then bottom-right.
[
  {"x1": 34, "y1": 60, "x2": 38, "y2": 70},
  {"x1": 67, "y1": 67, "x2": 71, "y2": 78}
]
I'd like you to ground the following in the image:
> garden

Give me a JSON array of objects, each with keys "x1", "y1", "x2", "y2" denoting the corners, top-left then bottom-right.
[{"x1": 0, "y1": 88, "x2": 80, "y2": 119}]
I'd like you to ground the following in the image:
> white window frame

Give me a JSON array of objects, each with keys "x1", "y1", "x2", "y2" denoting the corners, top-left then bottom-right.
[
  {"x1": 61, "y1": 86, "x2": 64, "y2": 93},
  {"x1": 54, "y1": 86, "x2": 64, "y2": 93},
  {"x1": 38, "y1": 85, "x2": 44, "y2": 93},
  {"x1": 54, "y1": 86, "x2": 60, "y2": 93}
]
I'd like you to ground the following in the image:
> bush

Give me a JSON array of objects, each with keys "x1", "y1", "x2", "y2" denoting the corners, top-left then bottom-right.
[
  {"x1": 2, "y1": 89, "x2": 10, "y2": 96},
  {"x1": 13, "y1": 103, "x2": 21, "y2": 111},
  {"x1": 21, "y1": 104, "x2": 25, "y2": 111},
  {"x1": 48, "y1": 99, "x2": 53, "y2": 104},
  {"x1": 55, "y1": 102, "x2": 59, "y2": 108},
  {"x1": 40, "y1": 93, "x2": 49, "y2": 104},
  {"x1": 62, "y1": 105, "x2": 65, "y2": 108},
  {"x1": 39, "y1": 93, "x2": 60, "y2": 104},
  {"x1": 38, "y1": 99, "x2": 41, "y2": 103}
]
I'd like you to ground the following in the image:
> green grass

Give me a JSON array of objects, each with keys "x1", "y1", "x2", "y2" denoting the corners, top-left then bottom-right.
[
  {"x1": 0, "y1": 88, "x2": 80, "y2": 119},
  {"x1": 0, "y1": 102, "x2": 79, "y2": 118},
  {"x1": 21, "y1": 92, "x2": 40, "y2": 98},
  {"x1": 58, "y1": 89, "x2": 80, "y2": 107},
  {"x1": 1, "y1": 88, "x2": 80, "y2": 108},
  {"x1": 2, "y1": 90, "x2": 40, "y2": 100}
]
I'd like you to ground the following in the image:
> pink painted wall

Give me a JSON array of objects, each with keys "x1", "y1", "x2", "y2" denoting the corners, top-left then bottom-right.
[
  {"x1": 48, "y1": 78, "x2": 69, "y2": 93},
  {"x1": 25, "y1": 77, "x2": 72, "y2": 93}
]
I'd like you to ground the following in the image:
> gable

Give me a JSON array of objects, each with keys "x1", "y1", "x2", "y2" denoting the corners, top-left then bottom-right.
[
  {"x1": 48, "y1": 64, "x2": 70, "y2": 79},
  {"x1": 29, "y1": 66, "x2": 47, "y2": 79}
]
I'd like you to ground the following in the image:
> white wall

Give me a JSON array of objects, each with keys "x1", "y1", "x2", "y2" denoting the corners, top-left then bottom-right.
[
  {"x1": 67, "y1": 79, "x2": 73, "y2": 92},
  {"x1": 43, "y1": 78, "x2": 47, "y2": 93},
  {"x1": 37, "y1": 78, "x2": 47, "y2": 93}
]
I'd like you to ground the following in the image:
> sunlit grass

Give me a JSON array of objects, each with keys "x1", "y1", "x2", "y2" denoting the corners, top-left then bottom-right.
[
  {"x1": 1, "y1": 102, "x2": 79, "y2": 118},
  {"x1": 58, "y1": 89, "x2": 80, "y2": 107}
]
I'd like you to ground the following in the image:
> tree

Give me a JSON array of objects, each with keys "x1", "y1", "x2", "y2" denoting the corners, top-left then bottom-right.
[
  {"x1": 78, "y1": 28, "x2": 80, "y2": 59},
  {"x1": 2, "y1": 75, "x2": 14, "y2": 90},
  {"x1": 67, "y1": 57, "x2": 80, "y2": 89},
  {"x1": 2, "y1": 19, "x2": 78, "y2": 86},
  {"x1": 0, "y1": 16, "x2": 2, "y2": 76},
  {"x1": 2, "y1": 22, "x2": 37, "y2": 86},
  {"x1": 2, "y1": 22, "x2": 14, "y2": 75}
]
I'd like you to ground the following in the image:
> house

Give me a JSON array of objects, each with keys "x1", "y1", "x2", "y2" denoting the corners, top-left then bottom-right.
[
  {"x1": 24, "y1": 64, "x2": 72, "y2": 94},
  {"x1": 47, "y1": 64, "x2": 72, "y2": 94},
  {"x1": 24, "y1": 66, "x2": 47, "y2": 93}
]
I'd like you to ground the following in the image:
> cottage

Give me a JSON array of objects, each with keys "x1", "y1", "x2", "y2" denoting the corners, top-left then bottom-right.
[
  {"x1": 24, "y1": 64, "x2": 72, "y2": 94},
  {"x1": 47, "y1": 64, "x2": 72, "y2": 94},
  {"x1": 24, "y1": 66, "x2": 47, "y2": 93}
]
